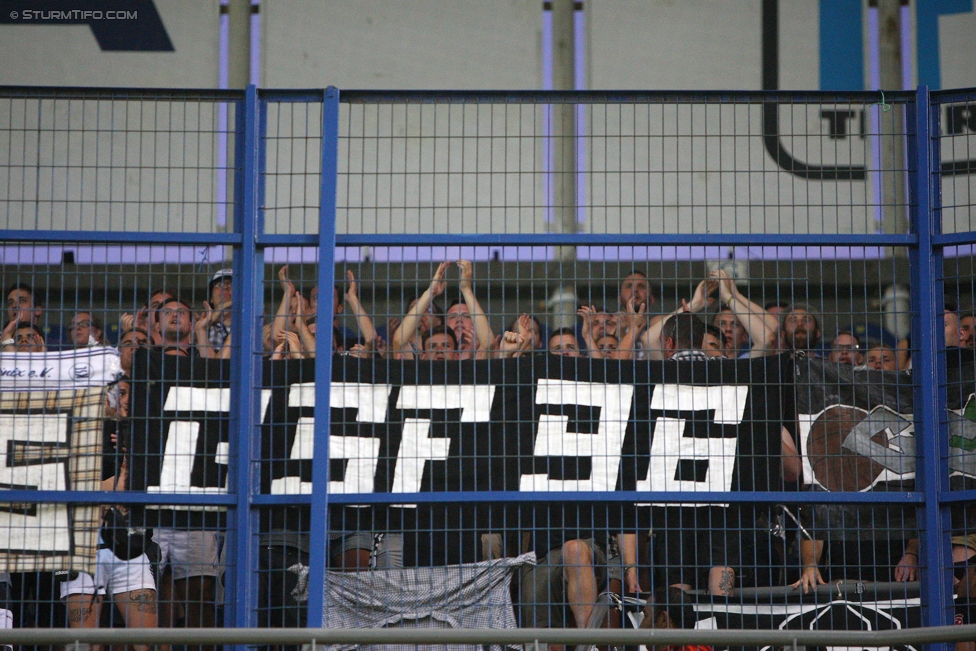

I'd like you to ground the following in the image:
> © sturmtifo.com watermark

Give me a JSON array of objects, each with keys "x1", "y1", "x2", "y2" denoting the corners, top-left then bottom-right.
[{"x1": 9, "y1": 10, "x2": 138, "y2": 20}]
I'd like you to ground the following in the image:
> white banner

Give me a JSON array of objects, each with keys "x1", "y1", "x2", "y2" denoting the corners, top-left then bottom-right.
[{"x1": 0, "y1": 347, "x2": 121, "y2": 392}]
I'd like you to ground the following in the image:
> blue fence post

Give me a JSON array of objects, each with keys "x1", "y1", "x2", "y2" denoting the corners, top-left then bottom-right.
[
  {"x1": 908, "y1": 86, "x2": 956, "y2": 640},
  {"x1": 305, "y1": 86, "x2": 341, "y2": 628},
  {"x1": 227, "y1": 83, "x2": 263, "y2": 636}
]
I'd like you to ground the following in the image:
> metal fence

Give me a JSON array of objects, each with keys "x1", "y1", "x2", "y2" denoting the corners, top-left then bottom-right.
[{"x1": 0, "y1": 84, "x2": 974, "y2": 650}]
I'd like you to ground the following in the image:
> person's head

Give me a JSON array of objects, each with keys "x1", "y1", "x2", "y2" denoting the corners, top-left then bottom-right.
[
  {"x1": 69, "y1": 312, "x2": 103, "y2": 347},
  {"x1": 828, "y1": 331, "x2": 863, "y2": 365},
  {"x1": 865, "y1": 344, "x2": 898, "y2": 371},
  {"x1": 945, "y1": 307, "x2": 961, "y2": 347},
  {"x1": 117, "y1": 379, "x2": 131, "y2": 419},
  {"x1": 156, "y1": 298, "x2": 193, "y2": 344},
  {"x1": 548, "y1": 328, "x2": 581, "y2": 357},
  {"x1": 302, "y1": 285, "x2": 320, "y2": 323},
  {"x1": 208, "y1": 269, "x2": 233, "y2": 307},
  {"x1": 659, "y1": 313, "x2": 708, "y2": 359},
  {"x1": 331, "y1": 285, "x2": 344, "y2": 321},
  {"x1": 420, "y1": 325, "x2": 459, "y2": 361},
  {"x1": 782, "y1": 305, "x2": 822, "y2": 351},
  {"x1": 405, "y1": 295, "x2": 442, "y2": 335},
  {"x1": 595, "y1": 334, "x2": 619, "y2": 355},
  {"x1": 713, "y1": 308, "x2": 748, "y2": 352},
  {"x1": 960, "y1": 313, "x2": 976, "y2": 349},
  {"x1": 619, "y1": 270, "x2": 655, "y2": 311},
  {"x1": 118, "y1": 327, "x2": 151, "y2": 376},
  {"x1": 105, "y1": 379, "x2": 132, "y2": 420},
  {"x1": 148, "y1": 289, "x2": 174, "y2": 314},
  {"x1": 763, "y1": 301, "x2": 790, "y2": 318},
  {"x1": 640, "y1": 587, "x2": 697, "y2": 631},
  {"x1": 6, "y1": 282, "x2": 41, "y2": 326},
  {"x1": 590, "y1": 308, "x2": 618, "y2": 341},
  {"x1": 14, "y1": 323, "x2": 45, "y2": 353},
  {"x1": 702, "y1": 324, "x2": 726, "y2": 358},
  {"x1": 446, "y1": 300, "x2": 475, "y2": 339}
]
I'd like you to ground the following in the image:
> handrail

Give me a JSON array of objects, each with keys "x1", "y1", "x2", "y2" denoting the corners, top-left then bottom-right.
[{"x1": 3, "y1": 625, "x2": 974, "y2": 647}]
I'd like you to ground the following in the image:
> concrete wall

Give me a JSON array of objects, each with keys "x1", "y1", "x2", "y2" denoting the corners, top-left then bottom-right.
[{"x1": 0, "y1": 2, "x2": 973, "y2": 244}]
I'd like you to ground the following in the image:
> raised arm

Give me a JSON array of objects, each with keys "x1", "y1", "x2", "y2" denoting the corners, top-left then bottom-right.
[
  {"x1": 496, "y1": 328, "x2": 530, "y2": 359},
  {"x1": 457, "y1": 259, "x2": 494, "y2": 359},
  {"x1": 193, "y1": 302, "x2": 220, "y2": 359},
  {"x1": 640, "y1": 277, "x2": 717, "y2": 360},
  {"x1": 392, "y1": 261, "x2": 448, "y2": 359},
  {"x1": 577, "y1": 305, "x2": 600, "y2": 354},
  {"x1": 344, "y1": 270, "x2": 376, "y2": 345},
  {"x1": 611, "y1": 298, "x2": 646, "y2": 360},
  {"x1": 1, "y1": 319, "x2": 17, "y2": 352},
  {"x1": 293, "y1": 294, "x2": 317, "y2": 357},
  {"x1": 713, "y1": 270, "x2": 778, "y2": 357},
  {"x1": 272, "y1": 265, "x2": 297, "y2": 346}
]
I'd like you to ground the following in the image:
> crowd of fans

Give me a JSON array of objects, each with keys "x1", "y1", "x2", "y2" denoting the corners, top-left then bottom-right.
[
  {"x1": 1, "y1": 261, "x2": 974, "y2": 649},
  {"x1": 3, "y1": 263, "x2": 964, "y2": 366}
]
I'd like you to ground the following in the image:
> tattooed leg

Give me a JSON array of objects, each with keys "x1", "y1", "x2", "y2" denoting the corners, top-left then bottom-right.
[
  {"x1": 115, "y1": 588, "x2": 159, "y2": 651},
  {"x1": 65, "y1": 593, "x2": 100, "y2": 627},
  {"x1": 64, "y1": 593, "x2": 101, "y2": 651}
]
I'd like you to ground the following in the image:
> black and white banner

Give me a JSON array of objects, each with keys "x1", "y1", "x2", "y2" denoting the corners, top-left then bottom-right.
[
  {"x1": 796, "y1": 352, "x2": 976, "y2": 490},
  {"x1": 947, "y1": 350, "x2": 976, "y2": 485},
  {"x1": 129, "y1": 352, "x2": 792, "y2": 532},
  {"x1": 794, "y1": 357, "x2": 918, "y2": 541},
  {"x1": 795, "y1": 358, "x2": 916, "y2": 493},
  {"x1": 651, "y1": 589, "x2": 921, "y2": 651}
]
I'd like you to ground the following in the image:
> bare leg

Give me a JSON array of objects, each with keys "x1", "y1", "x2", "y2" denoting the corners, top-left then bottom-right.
[
  {"x1": 562, "y1": 539, "x2": 597, "y2": 629},
  {"x1": 157, "y1": 567, "x2": 178, "y2": 630},
  {"x1": 172, "y1": 576, "x2": 216, "y2": 651},
  {"x1": 65, "y1": 593, "x2": 101, "y2": 651},
  {"x1": 114, "y1": 588, "x2": 160, "y2": 651}
]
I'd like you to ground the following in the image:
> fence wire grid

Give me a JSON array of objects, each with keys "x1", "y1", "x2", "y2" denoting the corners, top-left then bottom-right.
[{"x1": 0, "y1": 85, "x2": 973, "y2": 651}]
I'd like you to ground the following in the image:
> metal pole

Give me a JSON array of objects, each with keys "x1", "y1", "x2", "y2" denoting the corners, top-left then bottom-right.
[
  {"x1": 908, "y1": 86, "x2": 956, "y2": 646},
  {"x1": 878, "y1": 0, "x2": 908, "y2": 252},
  {"x1": 227, "y1": 0, "x2": 251, "y2": 89},
  {"x1": 549, "y1": 0, "x2": 578, "y2": 330},
  {"x1": 223, "y1": 0, "x2": 252, "y2": 253},
  {"x1": 3, "y1": 625, "x2": 976, "y2": 648},
  {"x1": 226, "y1": 83, "x2": 263, "y2": 644},
  {"x1": 305, "y1": 86, "x2": 342, "y2": 628}
]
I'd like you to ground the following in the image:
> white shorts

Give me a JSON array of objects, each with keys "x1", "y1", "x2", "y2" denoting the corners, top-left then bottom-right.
[
  {"x1": 60, "y1": 548, "x2": 156, "y2": 599},
  {"x1": 154, "y1": 529, "x2": 220, "y2": 581}
]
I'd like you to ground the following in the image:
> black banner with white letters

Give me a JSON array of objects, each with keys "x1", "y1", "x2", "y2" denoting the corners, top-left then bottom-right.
[
  {"x1": 794, "y1": 356, "x2": 918, "y2": 540},
  {"x1": 129, "y1": 351, "x2": 793, "y2": 555}
]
